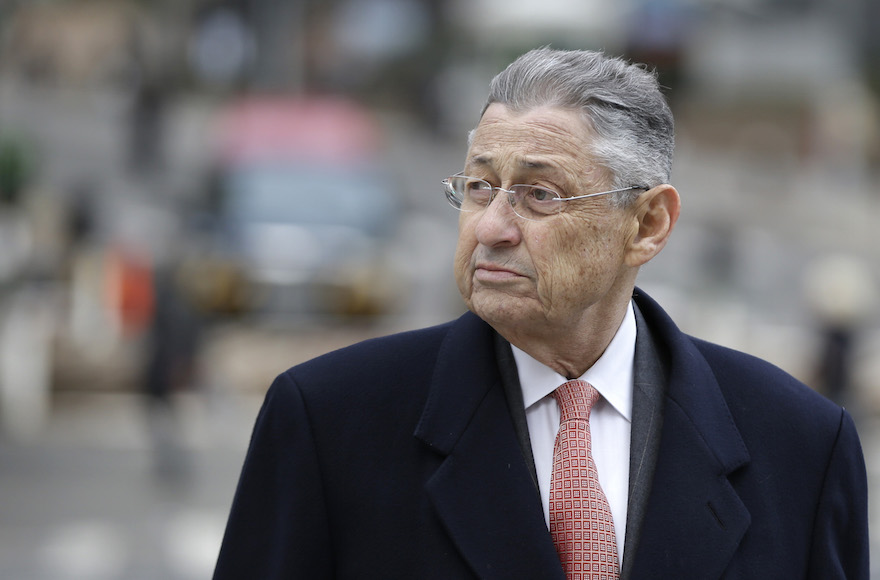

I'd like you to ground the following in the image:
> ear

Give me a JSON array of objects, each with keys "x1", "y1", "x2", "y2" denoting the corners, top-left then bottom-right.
[{"x1": 624, "y1": 184, "x2": 680, "y2": 267}]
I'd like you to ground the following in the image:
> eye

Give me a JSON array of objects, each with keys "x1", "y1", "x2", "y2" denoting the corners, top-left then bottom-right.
[
  {"x1": 528, "y1": 187, "x2": 558, "y2": 203},
  {"x1": 466, "y1": 179, "x2": 494, "y2": 202}
]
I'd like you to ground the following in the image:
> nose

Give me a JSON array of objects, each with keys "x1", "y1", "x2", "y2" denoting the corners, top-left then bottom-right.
[{"x1": 473, "y1": 188, "x2": 522, "y2": 247}]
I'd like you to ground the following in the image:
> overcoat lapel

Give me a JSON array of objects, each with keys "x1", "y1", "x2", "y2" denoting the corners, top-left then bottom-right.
[
  {"x1": 414, "y1": 312, "x2": 563, "y2": 579},
  {"x1": 414, "y1": 295, "x2": 754, "y2": 578},
  {"x1": 629, "y1": 292, "x2": 752, "y2": 579}
]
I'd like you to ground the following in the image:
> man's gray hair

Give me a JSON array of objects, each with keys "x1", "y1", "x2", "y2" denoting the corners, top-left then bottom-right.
[{"x1": 476, "y1": 47, "x2": 675, "y2": 205}]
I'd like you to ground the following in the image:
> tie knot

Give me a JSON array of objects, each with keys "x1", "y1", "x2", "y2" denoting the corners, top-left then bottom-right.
[{"x1": 553, "y1": 379, "x2": 599, "y2": 423}]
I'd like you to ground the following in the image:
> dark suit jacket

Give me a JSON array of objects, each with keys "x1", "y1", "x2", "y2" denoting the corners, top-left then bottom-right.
[{"x1": 213, "y1": 290, "x2": 869, "y2": 579}]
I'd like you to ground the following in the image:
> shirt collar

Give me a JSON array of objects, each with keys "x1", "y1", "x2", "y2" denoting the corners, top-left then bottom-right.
[{"x1": 513, "y1": 301, "x2": 635, "y2": 422}]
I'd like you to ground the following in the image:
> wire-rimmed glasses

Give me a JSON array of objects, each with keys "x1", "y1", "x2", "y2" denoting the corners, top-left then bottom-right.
[{"x1": 442, "y1": 173, "x2": 645, "y2": 221}]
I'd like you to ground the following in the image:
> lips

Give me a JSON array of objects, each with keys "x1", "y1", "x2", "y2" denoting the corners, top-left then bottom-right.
[
  {"x1": 476, "y1": 262, "x2": 520, "y2": 274},
  {"x1": 474, "y1": 262, "x2": 526, "y2": 283}
]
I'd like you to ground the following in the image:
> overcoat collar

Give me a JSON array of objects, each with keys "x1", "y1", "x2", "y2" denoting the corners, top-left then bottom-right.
[
  {"x1": 414, "y1": 311, "x2": 564, "y2": 579},
  {"x1": 629, "y1": 290, "x2": 752, "y2": 579}
]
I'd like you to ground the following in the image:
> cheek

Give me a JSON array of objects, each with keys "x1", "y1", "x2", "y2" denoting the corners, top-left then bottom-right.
[
  {"x1": 532, "y1": 227, "x2": 590, "y2": 283},
  {"x1": 453, "y1": 220, "x2": 478, "y2": 294},
  {"x1": 453, "y1": 244, "x2": 471, "y2": 294},
  {"x1": 532, "y1": 224, "x2": 612, "y2": 300}
]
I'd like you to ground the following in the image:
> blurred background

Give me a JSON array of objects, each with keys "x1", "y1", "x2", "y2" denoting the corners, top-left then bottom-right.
[{"x1": 0, "y1": 0, "x2": 878, "y2": 578}]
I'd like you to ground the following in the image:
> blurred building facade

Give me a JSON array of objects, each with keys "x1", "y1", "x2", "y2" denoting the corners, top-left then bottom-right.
[{"x1": 0, "y1": 0, "x2": 878, "y2": 405}]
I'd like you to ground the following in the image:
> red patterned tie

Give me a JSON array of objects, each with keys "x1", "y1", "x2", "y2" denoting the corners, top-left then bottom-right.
[{"x1": 549, "y1": 379, "x2": 620, "y2": 579}]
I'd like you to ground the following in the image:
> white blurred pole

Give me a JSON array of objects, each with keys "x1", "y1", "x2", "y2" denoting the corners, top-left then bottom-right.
[{"x1": 0, "y1": 287, "x2": 55, "y2": 441}]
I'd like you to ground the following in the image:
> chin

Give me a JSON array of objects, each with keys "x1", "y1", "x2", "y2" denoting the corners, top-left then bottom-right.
[{"x1": 469, "y1": 292, "x2": 535, "y2": 328}]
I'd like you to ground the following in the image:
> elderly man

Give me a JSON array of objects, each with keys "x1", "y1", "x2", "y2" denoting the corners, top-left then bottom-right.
[{"x1": 213, "y1": 48, "x2": 868, "y2": 579}]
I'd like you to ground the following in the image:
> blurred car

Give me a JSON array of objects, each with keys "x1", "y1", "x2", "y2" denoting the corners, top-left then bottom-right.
[{"x1": 203, "y1": 96, "x2": 402, "y2": 323}]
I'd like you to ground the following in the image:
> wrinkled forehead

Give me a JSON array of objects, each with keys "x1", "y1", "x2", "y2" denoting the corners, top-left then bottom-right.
[{"x1": 465, "y1": 104, "x2": 602, "y2": 183}]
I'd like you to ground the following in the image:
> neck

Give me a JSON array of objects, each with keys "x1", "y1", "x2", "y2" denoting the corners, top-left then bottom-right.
[{"x1": 497, "y1": 292, "x2": 632, "y2": 379}]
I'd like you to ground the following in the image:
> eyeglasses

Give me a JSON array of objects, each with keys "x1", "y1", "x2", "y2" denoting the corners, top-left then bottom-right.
[{"x1": 442, "y1": 173, "x2": 645, "y2": 221}]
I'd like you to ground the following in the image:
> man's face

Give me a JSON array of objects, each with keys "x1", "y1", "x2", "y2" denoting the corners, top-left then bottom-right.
[{"x1": 453, "y1": 103, "x2": 640, "y2": 337}]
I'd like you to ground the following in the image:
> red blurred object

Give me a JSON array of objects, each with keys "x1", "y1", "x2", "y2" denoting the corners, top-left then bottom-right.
[
  {"x1": 105, "y1": 246, "x2": 155, "y2": 337},
  {"x1": 214, "y1": 96, "x2": 383, "y2": 165}
]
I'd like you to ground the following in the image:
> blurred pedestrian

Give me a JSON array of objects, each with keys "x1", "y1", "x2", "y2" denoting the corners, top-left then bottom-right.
[
  {"x1": 142, "y1": 257, "x2": 205, "y2": 483},
  {"x1": 804, "y1": 254, "x2": 876, "y2": 407},
  {"x1": 214, "y1": 48, "x2": 869, "y2": 579}
]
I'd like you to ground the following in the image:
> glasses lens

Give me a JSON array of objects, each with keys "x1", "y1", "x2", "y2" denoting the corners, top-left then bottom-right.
[
  {"x1": 510, "y1": 185, "x2": 562, "y2": 220},
  {"x1": 446, "y1": 176, "x2": 494, "y2": 212},
  {"x1": 444, "y1": 178, "x2": 464, "y2": 209}
]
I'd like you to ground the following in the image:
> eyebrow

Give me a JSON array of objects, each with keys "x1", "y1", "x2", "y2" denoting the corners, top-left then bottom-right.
[
  {"x1": 467, "y1": 154, "x2": 559, "y2": 173},
  {"x1": 466, "y1": 153, "x2": 493, "y2": 168}
]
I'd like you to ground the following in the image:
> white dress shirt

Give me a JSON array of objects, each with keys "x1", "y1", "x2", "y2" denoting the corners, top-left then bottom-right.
[{"x1": 512, "y1": 301, "x2": 635, "y2": 563}]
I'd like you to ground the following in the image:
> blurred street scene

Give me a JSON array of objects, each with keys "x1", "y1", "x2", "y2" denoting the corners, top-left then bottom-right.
[{"x1": 0, "y1": 0, "x2": 879, "y2": 578}]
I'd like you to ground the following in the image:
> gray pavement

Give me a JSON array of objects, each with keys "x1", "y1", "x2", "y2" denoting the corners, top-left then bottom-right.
[{"x1": 0, "y1": 389, "x2": 261, "y2": 580}]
